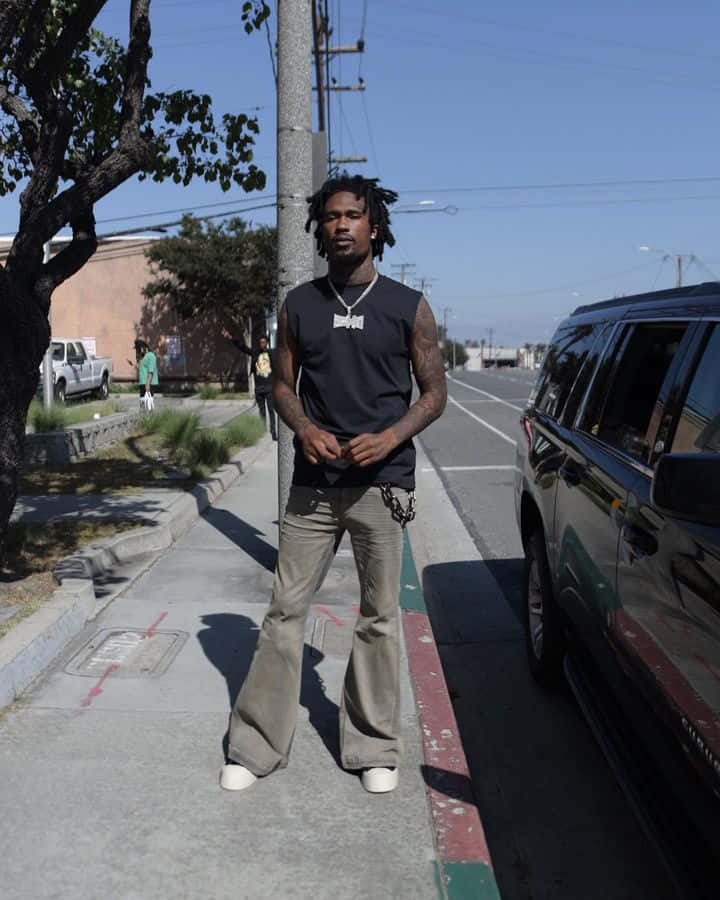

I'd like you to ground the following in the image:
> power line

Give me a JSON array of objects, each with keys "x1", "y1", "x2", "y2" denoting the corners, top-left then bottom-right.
[
  {"x1": 96, "y1": 201, "x2": 276, "y2": 240},
  {"x1": 344, "y1": 19, "x2": 720, "y2": 94},
  {"x1": 396, "y1": 175, "x2": 720, "y2": 195},
  {"x1": 95, "y1": 193, "x2": 277, "y2": 225},
  {"x1": 390, "y1": 2, "x2": 720, "y2": 65},
  {"x1": 441, "y1": 261, "x2": 659, "y2": 300},
  {"x1": 458, "y1": 193, "x2": 720, "y2": 212}
]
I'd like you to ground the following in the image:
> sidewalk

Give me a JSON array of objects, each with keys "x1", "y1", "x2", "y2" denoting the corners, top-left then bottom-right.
[{"x1": 0, "y1": 439, "x2": 500, "y2": 900}]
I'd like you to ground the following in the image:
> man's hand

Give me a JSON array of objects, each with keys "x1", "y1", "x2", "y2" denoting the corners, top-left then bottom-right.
[
  {"x1": 344, "y1": 429, "x2": 398, "y2": 467},
  {"x1": 298, "y1": 423, "x2": 343, "y2": 464},
  {"x1": 220, "y1": 326, "x2": 232, "y2": 341}
]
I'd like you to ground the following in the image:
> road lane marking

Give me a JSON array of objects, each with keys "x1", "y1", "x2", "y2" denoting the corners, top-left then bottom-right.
[
  {"x1": 447, "y1": 394, "x2": 516, "y2": 445},
  {"x1": 448, "y1": 375, "x2": 526, "y2": 412},
  {"x1": 421, "y1": 465, "x2": 517, "y2": 472}
]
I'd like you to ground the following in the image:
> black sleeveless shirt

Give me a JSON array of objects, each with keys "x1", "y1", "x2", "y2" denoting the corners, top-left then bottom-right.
[{"x1": 285, "y1": 274, "x2": 421, "y2": 489}]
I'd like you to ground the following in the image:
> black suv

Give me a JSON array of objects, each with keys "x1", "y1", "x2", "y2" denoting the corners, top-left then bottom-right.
[{"x1": 514, "y1": 282, "x2": 720, "y2": 897}]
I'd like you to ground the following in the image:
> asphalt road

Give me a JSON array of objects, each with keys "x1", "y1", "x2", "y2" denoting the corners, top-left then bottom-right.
[{"x1": 417, "y1": 367, "x2": 676, "y2": 900}]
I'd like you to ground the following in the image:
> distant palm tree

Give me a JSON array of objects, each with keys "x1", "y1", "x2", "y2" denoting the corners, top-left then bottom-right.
[{"x1": 480, "y1": 338, "x2": 486, "y2": 367}]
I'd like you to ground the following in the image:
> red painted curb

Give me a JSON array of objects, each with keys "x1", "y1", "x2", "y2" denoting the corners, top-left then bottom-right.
[{"x1": 403, "y1": 609, "x2": 493, "y2": 866}]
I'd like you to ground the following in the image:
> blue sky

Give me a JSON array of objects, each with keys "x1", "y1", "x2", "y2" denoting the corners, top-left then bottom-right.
[{"x1": 2, "y1": 0, "x2": 720, "y2": 346}]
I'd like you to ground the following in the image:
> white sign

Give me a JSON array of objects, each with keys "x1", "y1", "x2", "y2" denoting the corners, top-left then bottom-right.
[{"x1": 82, "y1": 336, "x2": 97, "y2": 357}]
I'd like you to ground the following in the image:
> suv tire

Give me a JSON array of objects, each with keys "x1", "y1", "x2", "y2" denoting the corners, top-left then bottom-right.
[{"x1": 524, "y1": 529, "x2": 565, "y2": 685}]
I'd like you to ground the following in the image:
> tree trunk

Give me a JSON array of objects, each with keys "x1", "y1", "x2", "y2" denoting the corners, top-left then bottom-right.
[{"x1": 0, "y1": 276, "x2": 50, "y2": 556}]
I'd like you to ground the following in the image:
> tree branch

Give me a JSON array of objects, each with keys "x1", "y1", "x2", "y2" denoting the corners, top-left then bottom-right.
[
  {"x1": 0, "y1": 85, "x2": 39, "y2": 157},
  {"x1": 31, "y1": 1, "x2": 108, "y2": 86},
  {"x1": 12, "y1": 0, "x2": 52, "y2": 97},
  {"x1": 42, "y1": 210, "x2": 97, "y2": 292},
  {"x1": 120, "y1": 0, "x2": 152, "y2": 144},
  {"x1": 0, "y1": 0, "x2": 28, "y2": 62}
]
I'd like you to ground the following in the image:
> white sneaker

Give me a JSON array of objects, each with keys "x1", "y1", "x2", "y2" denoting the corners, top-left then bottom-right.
[
  {"x1": 361, "y1": 767, "x2": 398, "y2": 793},
  {"x1": 220, "y1": 763, "x2": 257, "y2": 791}
]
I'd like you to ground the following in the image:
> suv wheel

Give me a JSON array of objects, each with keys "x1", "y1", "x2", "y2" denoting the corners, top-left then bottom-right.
[
  {"x1": 524, "y1": 529, "x2": 565, "y2": 685},
  {"x1": 54, "y1": 380, "x2": 66, "y2": 405}
]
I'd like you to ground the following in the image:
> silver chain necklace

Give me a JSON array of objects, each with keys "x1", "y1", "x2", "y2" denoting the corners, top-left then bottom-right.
[{"x1": 328, "y1": 273, "x2": 378, "y2": 330}]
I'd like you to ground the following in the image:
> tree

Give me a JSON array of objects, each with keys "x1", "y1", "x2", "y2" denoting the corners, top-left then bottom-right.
[
  {"x1": 441, "y1": 339, "x2": 469, "y2": 369},
  {"x1": 0, "y1": 0, "x2": 270, "y2": 547},
  {"x1": 141, "y1": 215, "x2": 277, "y2": 388}
]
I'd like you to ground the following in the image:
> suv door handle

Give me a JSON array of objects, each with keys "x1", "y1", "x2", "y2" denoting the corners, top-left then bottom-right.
[
  {"x1": 559, "y1": 462, "x2": 582, "y2": 486},
  {"x1": 621, "y1": 524, "x2": 658, "y2": 558}
]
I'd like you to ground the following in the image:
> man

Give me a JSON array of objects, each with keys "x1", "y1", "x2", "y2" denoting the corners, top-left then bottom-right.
[
  {"x1": 134, "y1": 339, "x2": 158, "y2": 409},
  {"x1": 221, "y1": 330, "x2": 277, "y2": 441},
  {"x1": 220, "y1": 174, "x2": 446, "y2": 794}
]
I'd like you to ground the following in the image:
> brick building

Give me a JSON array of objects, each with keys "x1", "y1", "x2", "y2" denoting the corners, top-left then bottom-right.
[{"x1": 1, "y1": 235, "x2": 258, "y2": 388}]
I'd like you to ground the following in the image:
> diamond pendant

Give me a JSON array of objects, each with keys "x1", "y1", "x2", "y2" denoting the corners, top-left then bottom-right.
[{"x1": 333, "y1": 313, "x2": 364, "y2": 330}]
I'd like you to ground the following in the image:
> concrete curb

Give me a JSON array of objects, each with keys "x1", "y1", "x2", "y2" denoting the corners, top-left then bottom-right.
[
  {"x1": 0, "y1": 434, "x2": 272, "y2": 710},
  {"x1": 400, "y1": 533, "x2": 501, "y2": 900}
]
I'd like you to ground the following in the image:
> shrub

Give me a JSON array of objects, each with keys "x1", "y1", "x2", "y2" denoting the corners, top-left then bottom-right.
[
  {"x1": 146, "y1": 409, "x2": 200, "y2": 452},
  {"x1": 29, "y1": 401, "x2": 67, "y2": 432},
  {"x1": 197, "y1": 384, "x2": 219, "y2": 400},
  {"x1": 189, "y1": 430, "x2": 230, "y2": 471},
  {"x1": 223, "y1": 414, "x2": 266, "y2": 448}
]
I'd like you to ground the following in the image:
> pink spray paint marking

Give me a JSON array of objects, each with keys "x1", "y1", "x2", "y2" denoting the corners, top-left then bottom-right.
[
  {"x1": 79, "y1": 612, "x2": 169, "y2": 708},
  {"x1": 144, "y1": 612, "x2": 168, "y2": 639},
  {"x1": 315, "y1": 606, "x2": 345, "y2": 627},
  {"x1": 80, "y1": 664, "x2": 119, "y2": 707}
]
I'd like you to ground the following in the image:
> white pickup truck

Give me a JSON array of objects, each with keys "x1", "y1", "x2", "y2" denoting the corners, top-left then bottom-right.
[{"x1": 40, "y1": 339, "x2": 114, "y2": 403}]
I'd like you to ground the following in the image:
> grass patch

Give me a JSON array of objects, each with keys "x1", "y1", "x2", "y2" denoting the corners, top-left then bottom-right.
[
  {"x1": 20, "y1": 410, "x2": 265, "y2": 495},
  {"x1": 147, "y1": 409, "x2": 200, "y2": 452},
  {"x1": 0, "y1": 520, "x2": 142, "y2": 639},
  {"x1": 189, "y1": 431, "x2": 230, "y2": 472},
  {"x1": 29, "y1": 401, "x2": 67, "y2": 432},
  {"x1": 197, "y1": 384, "x2": 219, "y2": 400},
  {"x1": 28, "y1": 398, "x2": 121, "y2": 431},
  {"x1": 222, "y1": 414, "x2": 266, "y2": 448},
  {"x1": 20, "y1": 430, "x2": 174, "y2": 495}
]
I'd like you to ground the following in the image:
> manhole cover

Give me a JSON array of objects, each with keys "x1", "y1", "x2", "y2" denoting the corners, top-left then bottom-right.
[
  {"x1": 310, "y1": 616, "x2": 355, "y2": 658},
  {"x1": 65, "y1": 628, "x2": 188, "y2": 678}
]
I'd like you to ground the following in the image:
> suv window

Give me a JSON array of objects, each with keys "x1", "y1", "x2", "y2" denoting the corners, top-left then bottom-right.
[
  {"x1": 671, "y1": 323, "x2": 720, "y2": 454},
  {"x1": 580, "y1": 322, "x2": 687, "y2": 464},
  {"x1": 51, "y1": 342, "x2": 64, "y2": 361},
  {"x1": 533, "y1": 323, "x2": 600, "y2": 421}
]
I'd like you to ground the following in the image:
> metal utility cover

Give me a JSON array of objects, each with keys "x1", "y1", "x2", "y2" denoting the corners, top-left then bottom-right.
[{"x1": 66, "y1": 628, "x2": 188, "y2": 678}]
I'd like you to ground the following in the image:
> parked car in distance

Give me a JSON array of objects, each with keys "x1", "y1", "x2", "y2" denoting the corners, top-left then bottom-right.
[
  {"x1": 515, "y1": 282, "x2": 720, "y2": 899},
  {"x1": 39, "y1": 339, "x2": 113, "y2": 403}
]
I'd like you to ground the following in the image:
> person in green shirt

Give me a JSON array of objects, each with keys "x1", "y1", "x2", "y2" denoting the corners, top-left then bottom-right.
[{"x1": 135, "y1": 339, "x2": 158, "y2": 406}]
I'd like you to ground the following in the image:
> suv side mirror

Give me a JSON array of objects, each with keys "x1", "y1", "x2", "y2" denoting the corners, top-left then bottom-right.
[{"x1": 651, "y1": 452, "x2": 720, "y2": 525}]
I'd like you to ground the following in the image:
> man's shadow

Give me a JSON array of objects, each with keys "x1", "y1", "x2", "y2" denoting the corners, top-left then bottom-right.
[
  {"x1": 202, "y1": 508, "x2": 277, "y2": 572},
  {"x1": 198, "y1": 613, "x2": 341, "y2": 768}
]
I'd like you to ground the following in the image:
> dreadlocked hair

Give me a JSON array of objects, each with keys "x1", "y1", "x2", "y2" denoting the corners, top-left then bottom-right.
[{"x1": 305, "y1": 173, "x2": 398, "y2": 261}]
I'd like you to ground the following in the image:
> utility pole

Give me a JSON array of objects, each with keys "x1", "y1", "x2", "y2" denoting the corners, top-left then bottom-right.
[
  {"x1": 277, "y1": 0, "x2": 314, "y2": 523},
  {"x1": 672, "y1": 253, "x2": 695, "y2": 287},
  {"x1": 487, "y1": 327, "x2": 494, "y2": 366},
  {"x1": 414, "y1": 276, "x2": 435, "y2": 298},
  {"x1": 312, "y1": 1, "x2": 365, "y2": 176},
  {"x1": 639, "y1": 245, "x2": 696, "y2": 288},
  {"x1": 41, "y1": 240, "x2": 53, "y2": 408},
  {"x1": 391, "y1": 262, "x2": 416, "y2": 285}
]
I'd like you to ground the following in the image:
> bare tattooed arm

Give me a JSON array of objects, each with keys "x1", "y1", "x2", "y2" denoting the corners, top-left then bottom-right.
[
  {"x1": 345, "y1": 296, "x2": 447, "y2": 466},
  {"x1": 272, "y1": 300, "x2": 342, "y2": 463}
]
